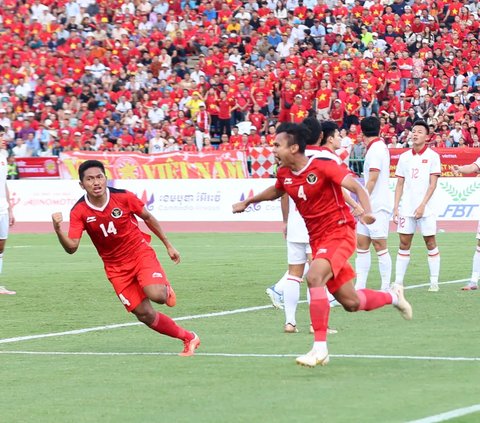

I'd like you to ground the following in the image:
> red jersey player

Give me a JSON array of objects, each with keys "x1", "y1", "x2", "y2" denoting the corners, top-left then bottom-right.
[
  {"x1": 51, "y1": 160, "x2": 200, "y2": 356},
  {"x1": 233, "y1": 122, "x2": 412, "y2": 368}
]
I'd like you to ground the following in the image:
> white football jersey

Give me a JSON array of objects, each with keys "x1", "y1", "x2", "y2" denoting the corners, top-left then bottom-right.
[
  {"x1": 363, "y1": 138, "x2": 393, "y2": 213},
  {"x1": 396, "y1": 146, "x2": 441, "y2": 217},
  {"x1": 0, "y1": 150, "x2": 8, "y2": 215}
]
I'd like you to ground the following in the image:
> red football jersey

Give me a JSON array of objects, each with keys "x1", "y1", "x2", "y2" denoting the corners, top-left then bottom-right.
[
  {"x1": 275, "y1": 157, "x2": 355, "y2": 242},
  {"x1": 69, "y1": 188, "x2": 151, "y2": 264}
]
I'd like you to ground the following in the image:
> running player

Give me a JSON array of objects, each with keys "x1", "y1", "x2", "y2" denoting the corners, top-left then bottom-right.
[{"x1": 52, "y1": 160, "x2": 200, "y2": 356}]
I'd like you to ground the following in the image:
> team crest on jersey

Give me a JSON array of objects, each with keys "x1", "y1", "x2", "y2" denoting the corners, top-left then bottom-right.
[
  {"x1": 111, "y1": 208, "x2": 123, "y2": 218},
  {"x1": 306, "y1": 173, "x2": 317, "y2": 184}
]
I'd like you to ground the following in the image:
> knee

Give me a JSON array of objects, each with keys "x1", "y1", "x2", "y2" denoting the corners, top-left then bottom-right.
[
  {"x1": 426, "y1": 240, "x2": 437, "y2": 250},
  {"x1": 147, "y1": 286, "x2": 168, "y2": 305},
  {"x1": 134, "y1": 309, "x2": 156, "y2": 325},
  {"x1": 341, "y1": 298, "x2": 360, "y2": 312}
]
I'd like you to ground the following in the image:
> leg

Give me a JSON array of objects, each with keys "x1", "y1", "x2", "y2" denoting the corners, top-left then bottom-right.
[
  {"x1": 372, "y1": 238, "x2": 392, "y2": 291},
  {"x1": 0, "y1": 217, "x2": 15, "y2": 295},
  {"x1": 424, "y1": 234, "x2": 440, "y2": 291},
  {"x1": 355, "y1": 234, "x2": 371, "y2": 290},
  {"x1": 283, "y1": 263, "x2": 304, "y2": 332},
  {"x1": 395, "y1": 233, "x2": 414, "y2": 286},
  {"x1": 464, "y1": 239, "x2": 480, "y2": 290}
]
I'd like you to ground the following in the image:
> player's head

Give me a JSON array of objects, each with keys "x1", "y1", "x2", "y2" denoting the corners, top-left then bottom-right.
[
  {"x1": 360, "y1": 116, "x2": 380, "y2": 138},
  {"x1": 274, "y1": 122, "x2": 310, "y2": 167},
  {"x1": 302, "y1": 116, "x2": 322, "y2": 146},
  {"x1": 320, "y1": 120, "x2": 340, "y2": 149},
  {"x1": 79, "y1": 160, "x2": 106, "y2": 181},
  {"x1": 411, "y1": 120, "x2": 429, "y2": 148}
]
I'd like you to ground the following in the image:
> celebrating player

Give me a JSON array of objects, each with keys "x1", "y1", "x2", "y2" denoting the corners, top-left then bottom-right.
[
  {"x1": 393, "y1": 120, "x2": 441, "y2": 292},
  {"x1": 453, "y1": 160, "x2": 480, "y2": 290},
  {"x1": 52, "y1": 160, "x2": 200, "y2": 356},
  {"x1": 233, "y1": 122, "x2": 412, "y2": 368},
  {"x1": 355, "y1": 117, "x2": 393, "y2": 292},
  {"x1": 0, "y1": 126, "x2": 15, "y2": 296}
]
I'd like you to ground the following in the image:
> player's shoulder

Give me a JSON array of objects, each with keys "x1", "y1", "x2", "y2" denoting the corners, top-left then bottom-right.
[
  {"x1": 108, "y1": 186, "x2": 128, "y2": 195},
  {"x1": 71, "y1": 195, "x2": 86, "y2": 212},
  {"x1": 426, "y1": 146, "x2": 440, "y2": 158}
]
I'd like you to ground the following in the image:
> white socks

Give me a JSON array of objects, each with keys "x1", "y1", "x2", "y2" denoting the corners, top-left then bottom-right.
[
  {"x1": 355, "y1": 249, "x2": 370, "y2": 290},
  {"x1": 377, "y1": 249, "x2": 392, "y2": 290},
  {"x1": 284, "y1": 275, "x2": 302, "y2": 325},
  {"x1": 427, "y1": 247, "x2": 440, "y2": 285},
  {"x1": 395, "y1": 249, "x2": 410, "y2": 285},
  {"x1": 470, "y1": 247, "x2": 480, "y2": 286},
  {"x1": 273, "y1": 271, "x2": 288, "y2": 295},
  {"x1": 0, "y1": 252, "x2": 3, "y2": 274}
]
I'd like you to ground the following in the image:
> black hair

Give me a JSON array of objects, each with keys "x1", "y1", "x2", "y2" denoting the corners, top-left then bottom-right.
[
  {"x1": 78, "y1": 160, "x2": 106, "y2": 181},
  {"x1": 0, "y1": 125, "x2": 4, "y2": 133},
  {"x1": 302, "y1": 116, "x2": 322, "y2": 145},
  {"x1": 360, "y1": 116, "x2": 381, "y2": 137},
  {"x1": 412, "y1": 120, "x2": 430, "y2": 135},
  {"x1": 319, "y1": 120, "x2": 339, "y2": 146},
  {"x1": 275, "y1": 122, "x2": 310, "y2": 153}
]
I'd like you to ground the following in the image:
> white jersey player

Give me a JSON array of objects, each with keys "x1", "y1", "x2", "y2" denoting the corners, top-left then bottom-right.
[
  {"x1": 0, "y1": 126, "x2": 15, "y2": 295},
  {"x1": 355, "y1": 117, "x2": 393, "y2": 292},
  {"x1": 453, "y1": 158, "x2": 480, "y2": 290},
  {"x1": 393, "y1": 120, "x2": 441, "y2": 292}
]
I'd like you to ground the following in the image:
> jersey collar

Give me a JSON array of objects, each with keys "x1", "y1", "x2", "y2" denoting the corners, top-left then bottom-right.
[
  {"x1": 85, "y1": 187, "x2": 110, "y2": 212},
  {"x1": 412, "y1": 144, "x2": 428, "y2": 155},
  {"x1": 366, "y1": 137, "x2": 383, "y2": 152}
]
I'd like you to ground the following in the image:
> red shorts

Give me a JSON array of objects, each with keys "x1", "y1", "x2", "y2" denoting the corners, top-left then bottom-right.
[
  {"x1": 310, "y1": 225, "x2": 356, "y2": 294},
  {"x1": 104, "y1": 247, "x2": 170, "y2": 312}
]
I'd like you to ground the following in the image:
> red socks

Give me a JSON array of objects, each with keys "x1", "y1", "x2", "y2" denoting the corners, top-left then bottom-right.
[
  {"x1": 309, "y1": 287, "x2": 330, "y2": 341},
  {"x1": 357, "y1": 289, "x2": 392, "y2": 311},
  {"x1": 149, "y1": 312, "x2": 194, "y2": 341}
]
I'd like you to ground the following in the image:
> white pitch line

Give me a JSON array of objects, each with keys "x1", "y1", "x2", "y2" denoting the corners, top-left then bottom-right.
[
  {"x1": 0, "y1": 278, "x2": 470, "y2": 346},
  {"x1": 0, "y1": 351, "x2": 479, "y2": 362},
  {"x1": 406, "y1": 404, "x2": 480, "y2": 423}
]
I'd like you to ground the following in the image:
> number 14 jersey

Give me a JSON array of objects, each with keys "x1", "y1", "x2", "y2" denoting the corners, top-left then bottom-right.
[{"x1": 69, "y1": 187, "x2": 151, "y2": 265}]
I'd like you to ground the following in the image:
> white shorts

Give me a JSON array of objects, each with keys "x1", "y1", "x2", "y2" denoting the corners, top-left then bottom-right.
[
  {"x1": 0, "y1": 214, "x2": 8, "y2": 239},
  {"x1": 287, "y1": 241, "x2": 311, "y2": 265},
  {"x1": 397, "y1": 215, "x2": 436, "y2": 236},
  {"x1": 357, "y1": 210, "x2": 391, "y2": 239}
]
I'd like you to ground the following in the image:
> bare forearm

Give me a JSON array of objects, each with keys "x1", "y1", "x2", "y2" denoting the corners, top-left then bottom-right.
[
  {"x1": 54, "y1": 229, "x2": 78, "y2": 254},
  {"x1": 245, "y1": 185, "x2": 284, "y2": 206},
  {"x1": 280, "y1": 194, "x2": 289, "y2": 223},
  {"x1": 394, "y1": 179, "x2": 404, "y2": 209},
  {"x1": 143, "y1": 214, "x2": 172, "y2": 248}
]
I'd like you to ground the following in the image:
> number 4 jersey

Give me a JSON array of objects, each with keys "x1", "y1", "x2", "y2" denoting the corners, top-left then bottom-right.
[
  {"x1": 69, "y1": 187, "x2": 152, "y2": 265},
  {"x1": 275, "y1": 156, "x2": 355, "y2": 243}
]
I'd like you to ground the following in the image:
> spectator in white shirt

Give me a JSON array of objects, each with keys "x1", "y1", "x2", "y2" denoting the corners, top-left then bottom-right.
[{"x1": 147, "y1": 101, "x2": 165, "y2": 125}]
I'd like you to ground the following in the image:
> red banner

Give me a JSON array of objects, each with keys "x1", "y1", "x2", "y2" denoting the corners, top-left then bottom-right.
[
  {"x1": 59, "y1": 151, "x2": 249, "y2": 179},
  {"x1": 389, "y1": 148, "x2": 480, "y2": 177},
  {"x1": 15, "y1": 157, "x2": 60, "y2": 178}
]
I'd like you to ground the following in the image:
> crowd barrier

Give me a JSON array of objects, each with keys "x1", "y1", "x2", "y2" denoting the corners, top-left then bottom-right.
[{"x1": 8, "y1": 178, "x2": 480, "y2": 223}]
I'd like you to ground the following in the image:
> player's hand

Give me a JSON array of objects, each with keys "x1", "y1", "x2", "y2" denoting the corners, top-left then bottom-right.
[
  {"x1": 352, "y1": 204, "x2": 364, "y2": 217},
  {"x1": 359, "y1": 213, "x2": 376, "y2": 225},
  {"x1": 452, "y1": 165, "x2": 461, "y2": 176},
  {"x1": 393, "y1": 208, "x2": 399, "y2": 224},
  {"x1": 8, "y1": 209, "x2": 14, "y2": 226},
  {"x1": 414, "y1": 204, "x2": 425, "y2": 220},
  {"x1": 167, "y1": 246, "x2": 181, "y2": 264},
  {"x1": 52, "y1": 212, "x2": 63, "y2": 231},
  {"x1": 232, "y1": 201, "x2": 248, "y2": 214}
]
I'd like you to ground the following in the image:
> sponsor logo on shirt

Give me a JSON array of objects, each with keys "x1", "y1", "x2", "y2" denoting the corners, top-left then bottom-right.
[
  {"x1": 317, "y1": 248, "x2": 327, "y2": 254},
  {"x1": 111, "y1": 208, "x2": 123, "y2": 218},
  {"x1": 284, "y1": 178, "x2": 293, "y2": 185},
  {"x1": 152, "y1": 272, "x2": 163, "y2": 278},
  {"x1": 422, "y1": 159, "x2": 428, "y2": 163},
  {"x1": 306, "y1": 173, "x2": 317, "y2": 184},
  {"x1": 86, "y1": 216, "x2": 96, "y2": 223}
]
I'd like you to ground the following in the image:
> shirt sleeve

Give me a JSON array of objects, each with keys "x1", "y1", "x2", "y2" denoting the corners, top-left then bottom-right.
[
  {"x1": 126, "y1": 190, "x2": 146, "y2": 216},
  {"x1": 68, "y1": 206, "x2": 85, "y2": 239},
  {"x1": 368, "y1": 144, "x2": 382, "y2": 171},
  {"x1": 431, "y1": 151, "x2": 441, "y2": 175},
  {"x1": 321, "y1": 159, "x2": 351, "y2": 186},
  {"x1": 396, "y1": 154, "x2": 405, "y2": 178}
]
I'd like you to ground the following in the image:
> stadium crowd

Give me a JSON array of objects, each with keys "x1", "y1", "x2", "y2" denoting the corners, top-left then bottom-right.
[{"x1": 1, "y1": 0, "x2": 480, "y2": 159}]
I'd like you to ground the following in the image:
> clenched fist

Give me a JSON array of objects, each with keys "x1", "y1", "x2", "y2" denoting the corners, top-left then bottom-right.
[{"x1": 52, "y1": 212, "x2": 63, "y2": 231}]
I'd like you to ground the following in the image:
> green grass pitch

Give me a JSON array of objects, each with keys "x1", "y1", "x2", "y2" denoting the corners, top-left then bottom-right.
[{"x1": 0, "y1": 232, "x2": 479, "y2": 423}]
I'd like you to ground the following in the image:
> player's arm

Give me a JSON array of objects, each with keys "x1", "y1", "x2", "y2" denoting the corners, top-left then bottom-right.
[
  {"x1": 52, "y1": 212, "x2": 81, "y2": 254},
  {"x1": 414, "y1": 174, "x2": 439, "y2": 219},
  {"x1": 365, "y1": 170, "x2": 379, "y2": 195},
  {"x1": 138, "y1": 207, "x2": 180, "y2": 264},
  {"x1": 341, "y1": 188, "x2": 364, "y2": 217},
  {"x1": 6, "y1": 184, "x2": 14, "y2": 226},
  {"x1": 453, "y1": 162, "x2": 480, "y2": 175},
  {"x1": 341, "y1": 174, "x2": 375, "y2": 225},
  {"x1": 232, "y1": 185, "x2": 285, "y2": 213},
  {"x1": 393, "y1": 176, "x2": 404, "y2": 223}
]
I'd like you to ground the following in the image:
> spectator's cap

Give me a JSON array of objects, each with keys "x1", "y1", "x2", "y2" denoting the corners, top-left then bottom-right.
[
  {"x1": 366, "y1": 68, "x2": 373, "y2": 73},
  {"x1": 400, "y1": 92, "x2": 406, "y2": 96},
  {"x1": 161, "y1": 63, "x2": 169, "y2": 67},
  {"x1": 361, "y1": 79, "x2": 368, "y2": 84},
  {"x1": 222, "y1": 34, "x2": 229, "y2": 38},
  {"x1": 84, "y1": 125, "x2": 91, "y2": 129},
  {"x1": 334, "y1": 99, "x2": 342, "y2": 103},
  {"x1": 192, "y1": 91, "x2": 201, "y2": 96},
  {"x1": 372, "y1": 32, "x2": 378, "y2": 37},
  {"x1": 44, "y1": 119, "x2": 52, "y2": 126},
  {"x1": 152, "y1": 100, "x2": 158, "y2": 104},
  {"x1": 228, "y1": 75, "x2": 236, "y2": 81},
  {"x1": 295, "y1": 94, "x2": 303, "y2": 99},
  {"x1": 421, "y1": 78, "x2": 428, "y2": 82},
  {"x1": 289, "y1": 70, "x2": 296, "y2": 75},
  {"x1": 74, "y1": 131, "x2": 82, "y2": 136},
  {"x1": 405, "y1": 5, "x2": 411, "y2": 10},
  {"x1": 324, "y1": 72, "x2": 330, "y2": 76},
  {"x1": 422, "y1": 39, "x2": 429, "y2": 43},
  {"x1": 229, "y1": 33, "x2": 237, "y2": 38},
  {"x1": 26, "y1": 112, "x2": 35, "y2": 117},
  {"x1": 61, "y1": 129, "x2": 69, "y2": 134},
  {"x1": 45, "y1": 101, "x2": 53, "y2": 106},
  {"x1": 250, "y1": 127, "x2": 257, "y2": 131},
  {"x1": 199, "y1": 102, "x2": 206, "y2": 107},
  {"x1": 321, "y1": 60, "x2": 329, "y2": 64},
  {"x1": 428, "y1": 16, "x2": 435, "y2": 21},
  {"x1": 441, "y1": 122, "x2": 449, "y2": 127},
  {"x1": 65, "y1": 110, "x2": 72, "y2": 114},
  {"x1": 306, "y1": 68, "x2": 313, "y2": 73},
  {"x1": 0, "y1": 109, "x2": 5, "y2": 113}
]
